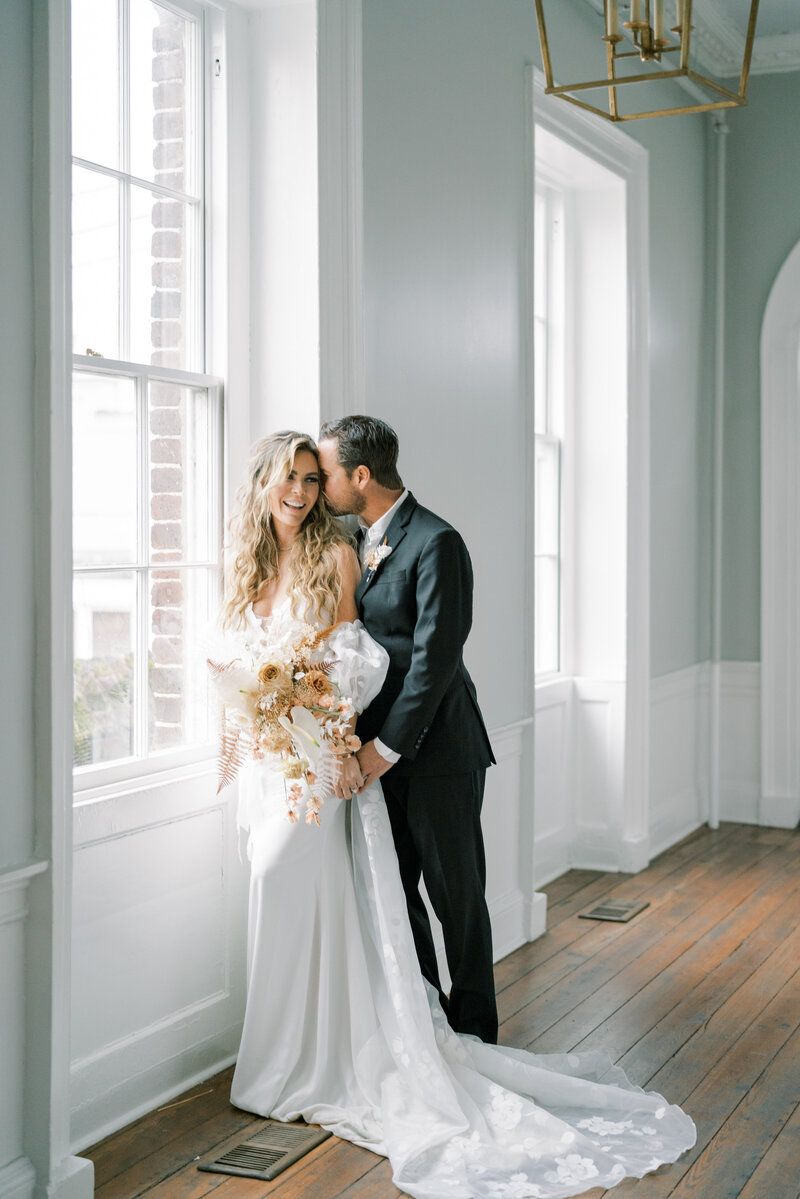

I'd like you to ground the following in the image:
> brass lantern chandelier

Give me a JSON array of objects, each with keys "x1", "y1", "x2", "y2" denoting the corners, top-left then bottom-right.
[{"x1": 534, "y1": 0, "x2": 760, "y2": 122}]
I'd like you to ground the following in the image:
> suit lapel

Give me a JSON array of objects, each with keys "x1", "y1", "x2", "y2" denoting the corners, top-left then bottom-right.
[{"x1": 356, "y1": 493, "x2": 416, "y2": 605}]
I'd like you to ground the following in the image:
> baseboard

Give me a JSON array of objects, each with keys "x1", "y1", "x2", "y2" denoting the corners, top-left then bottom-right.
[
  {"x1": 71, "y1": 1031, "x2": 240, "y2": 1153},
  {"x1": 0, "y1": 1158, "x2": 35, "y2": 1199},
  {"x1": 533, "y1": 826, "x2": 571, "y2": 887},
  {"x1": 759, "y1": 794, "x2": 800, "y2": 830},
  {"x1": 490, "y1": 888, "x2": 528, "y2": 961},
  {"x1": 650, "y1": 808, "x2": 703, "y2": 862},
  {"x1": 35, "y1": 1157, "x2": 93, "y2": 1199},
  {"x1": 569, "y1": 830, "x2": 625, "y2": 874},
  {"x1": 525, "y1": 891, "x2": 548, "y2": 940},
  {"x1": 650, "y1": 664, "x2": 707, "y2": 858},
  {"x1": 618, "y1": 832, "x2": 650, "y2": 874},
  {"x1": 719, "y1": 661, "x2": 760, "y2": 823}
]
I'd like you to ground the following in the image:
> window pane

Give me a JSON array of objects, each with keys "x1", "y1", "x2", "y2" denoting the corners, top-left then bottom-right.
[
  {"x1": 148, "y1": 567, "x2": 216, "y2": 752},
  {"x1": 130, "y1": 185, "x2": 199, "y2": 370},
  {"x1": 74, "y1": 572, "x2": 137, "y2": 766},
  {"x1": 130, "y1": 0, "x2": 197, "y2": 194},
  {"x1": 534, "y1": 317, "x2": 547, "y2": 434},
  {"x1": 534, "y1": 556, "x2": 559, "y2": 676},
  {"x1": 72, "y1": 166, "x2": 121, "y2": 358},
  {"x1": 73, "y1": 373, "x2": 139, "y2": 567},
  {"x1": 535, "y1": 438, "x2": 560, "y2": 557},
  {"x1": 71, "y1": 0, "x2": 120, "y2": 170},
  {"x1": 148, "y1": 384, "x2": 217, "y2": 563},
  {"x1": 534, "y1": 190, "x2": 546, "y2": 318}
]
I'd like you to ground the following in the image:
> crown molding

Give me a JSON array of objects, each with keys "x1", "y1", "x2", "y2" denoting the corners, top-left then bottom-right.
[
  {"x1": 693, "y1": 0, "x2": 800, "y2": 77},
  {"x1": 579, "y1": 0, "x2": 800, "y2": 78}
]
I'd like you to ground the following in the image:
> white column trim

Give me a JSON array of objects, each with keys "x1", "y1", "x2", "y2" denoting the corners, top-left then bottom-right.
[
  {"x1": 530, "y1": 68, "x2": 651, "y2": 871},
  {"x1": 318, "y1": 0, "x2": 364, "y2": 422},
  {"x1": 521, "y1": 67, "x2": 540, "y2": 933},
  {"x1": 621, "y1": 113, "x2": 651, "y2": 871},
  {"x1": 709, "y1": 113, "x2": 729, "y2": 831},
  {"x1": 29, "y1": 2, "x2": 93, "y2": 1195},
  {"x1": 760, "y1": 237, "x2": 800, "y2": 830}
]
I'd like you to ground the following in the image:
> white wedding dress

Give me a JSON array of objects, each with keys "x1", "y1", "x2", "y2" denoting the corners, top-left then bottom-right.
[{"x1": 230, "y1": 602, "x2": 696, "y2": 1199}]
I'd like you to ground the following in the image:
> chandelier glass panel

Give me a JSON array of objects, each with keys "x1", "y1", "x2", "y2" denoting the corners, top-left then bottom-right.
[{"x1": 534, "y1": 0, "x2": 760, "y2": 122}]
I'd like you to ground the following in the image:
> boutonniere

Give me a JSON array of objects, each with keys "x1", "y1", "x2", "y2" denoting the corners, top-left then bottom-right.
[{"x1": 365, "y1": 537, "x2": 392, "y2": 575}]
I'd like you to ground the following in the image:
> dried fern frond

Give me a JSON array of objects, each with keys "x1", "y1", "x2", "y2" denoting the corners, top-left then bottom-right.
[
  {"x1": 217, "y1": 720, "x2": 248, "y2": 793},
  {"x1": 307, "y1": 621, "x2": 342, "y2": 650},
  {"x1": 207, "y1": 656, "x2": 240, "y2": 678}
]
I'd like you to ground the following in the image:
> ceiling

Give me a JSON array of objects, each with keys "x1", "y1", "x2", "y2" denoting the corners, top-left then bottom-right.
[
  {"x1": 696, "y1": 0, "x2": 800, "y2": 76},
  {"x1": 725, "y1": 0, "x2": 800, "y2": 40},
  {"x1": 582, "y1": 1, "x2": 800, "y2": 76}
]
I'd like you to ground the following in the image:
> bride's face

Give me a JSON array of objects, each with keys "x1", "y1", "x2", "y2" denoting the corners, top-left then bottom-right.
[{"x1": 267, "y1": 449, "x2": 320, "y2": 535}]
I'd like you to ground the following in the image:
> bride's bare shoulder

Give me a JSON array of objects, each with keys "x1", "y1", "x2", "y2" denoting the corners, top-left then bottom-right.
[
  {"x1": 330, "y1": 540, "x2": 360, "y2": 623},
  {"x1": 331, "y1": 539, "x2": 360, "y2": 581}
]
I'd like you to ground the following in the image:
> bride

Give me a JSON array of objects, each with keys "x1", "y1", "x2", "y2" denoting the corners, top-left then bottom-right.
[{"x1": 217, "y1": 431, "x2": 696, "y2": 1199}]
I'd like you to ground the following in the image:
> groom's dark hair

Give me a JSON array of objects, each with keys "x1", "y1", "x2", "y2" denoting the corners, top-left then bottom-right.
[{"x1": 320, "y1": 415, "x2": 404, "y2": 490}]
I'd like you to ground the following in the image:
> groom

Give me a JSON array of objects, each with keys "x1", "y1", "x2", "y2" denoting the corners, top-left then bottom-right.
[{"x1": 317, "y1": 416, "x2": 498, "y2": 1044}]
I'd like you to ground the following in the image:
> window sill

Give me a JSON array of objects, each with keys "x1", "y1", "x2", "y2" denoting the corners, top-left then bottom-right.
[
  {"x1": 535, "y1": 672, "x2": 568, "y2": 689},
  {"x1": 74, "y1": 748, "x2": 218, "y2": 807}
]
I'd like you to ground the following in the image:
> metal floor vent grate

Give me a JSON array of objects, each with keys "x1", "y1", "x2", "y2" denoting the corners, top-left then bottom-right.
[
  {"x1": 579, "y1": 898, "x2": 650, "y2": 923},
  {"x1": 198, "y1": 1120, "x2": 332, "y2": 1181}
]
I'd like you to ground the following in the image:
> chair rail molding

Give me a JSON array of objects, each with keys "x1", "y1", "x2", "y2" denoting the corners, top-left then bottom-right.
[{"x1": 760, "y1": 238, "x2": 800, "y2": 830}]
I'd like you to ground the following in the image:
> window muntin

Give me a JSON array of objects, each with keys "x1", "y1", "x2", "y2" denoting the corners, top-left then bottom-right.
[{"x1": 71, "y1": 0, "x2": 222, "y2": 783}]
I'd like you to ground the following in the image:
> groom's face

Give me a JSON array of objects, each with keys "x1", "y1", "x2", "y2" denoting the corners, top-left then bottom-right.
[{"x1": 318, "y1": 438, "x2": 366, "y2": 516}]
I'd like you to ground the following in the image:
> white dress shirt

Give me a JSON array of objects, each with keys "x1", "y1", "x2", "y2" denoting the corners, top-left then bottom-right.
[
  {"x1": 358, "y1": 488, "x2": 409, "y2": 566},
  {"x1": 359, "y1": 488, "x2": 408, "y2": 764}
]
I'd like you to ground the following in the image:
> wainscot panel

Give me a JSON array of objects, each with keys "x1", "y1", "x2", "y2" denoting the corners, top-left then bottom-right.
[
  {"x1": 650, "y1": 663, "x2": 708, "y2": 858},
  {"x1": 70, "y1": 768, "x2": 247, "y2": 1151}
]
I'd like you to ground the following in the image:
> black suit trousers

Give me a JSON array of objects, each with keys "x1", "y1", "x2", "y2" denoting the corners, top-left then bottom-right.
[{"x1": 381, "y1": 767, "x2": 499, "y2": 1045}]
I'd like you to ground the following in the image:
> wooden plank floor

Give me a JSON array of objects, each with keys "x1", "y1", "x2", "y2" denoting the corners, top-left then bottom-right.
[{"x1": 85, "y1": 822, "x2": 800, "y2": 1199}]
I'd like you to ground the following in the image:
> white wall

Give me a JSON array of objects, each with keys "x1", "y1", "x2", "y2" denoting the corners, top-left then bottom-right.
[
  {"x1": 248, "y1": 0, "x2": 320, "y2": 440},
  {"x1": 0, "y1": 0, "x2": 35, "y2": 867},
  {"x1": 362, "y1": 0, "x2": 535, "y2": 731},
  {"x1": 1, "y1": 1, "x2": 93, "y2": 1195},
  {"x1": 360, "y1": 0, "x2": 544, "y2": 947},
  {"x1": 1, "y1": 3, "x2": 49, "y2": 1197}
]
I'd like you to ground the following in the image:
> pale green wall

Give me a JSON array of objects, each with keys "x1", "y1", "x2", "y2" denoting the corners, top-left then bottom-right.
[
  {"x1": 362, "y1": 0, "x2": 712, "y2": 705},
  {"x1": 723, "y1": 72, "x2": 800, "y2": 663},
  {"x1": 0, "y1": 0, "x2": 35, "y2": 865}
]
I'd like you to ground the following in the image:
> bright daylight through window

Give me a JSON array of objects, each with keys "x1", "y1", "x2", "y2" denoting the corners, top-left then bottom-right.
[
  {"x1": 72, "y1": 0, "x2": 222, "y2": 777},
  {"x1": 533, "y1": 180, "x2": 564, "y2": 677}
]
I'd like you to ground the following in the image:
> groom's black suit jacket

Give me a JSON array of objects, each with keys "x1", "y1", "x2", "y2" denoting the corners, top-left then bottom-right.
[{"x1": 355, "y1": 493, "x2": 494, "y2": 777}]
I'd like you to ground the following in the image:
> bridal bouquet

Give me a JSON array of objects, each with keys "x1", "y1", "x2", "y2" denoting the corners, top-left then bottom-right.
[{"x1": 207, "y1": 621, "x2": 361, "y2": 825}]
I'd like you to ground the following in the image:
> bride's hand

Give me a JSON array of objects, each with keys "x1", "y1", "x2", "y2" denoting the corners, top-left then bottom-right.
[{"x1": 334, "y1": 753, "x2": 364, "y2": 800}]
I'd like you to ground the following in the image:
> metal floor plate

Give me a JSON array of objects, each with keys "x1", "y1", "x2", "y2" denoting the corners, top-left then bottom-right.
[
  {"x1": 579, "y1": 898, "x2": 650, "y2": 922},
  {"x1": 198, "y1": 1120, "x2": 332, "y2": 1181}
]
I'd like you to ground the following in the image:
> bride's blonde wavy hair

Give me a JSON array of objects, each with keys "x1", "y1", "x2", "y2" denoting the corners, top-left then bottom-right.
[{"x1": 220, "y1": 431, "x2": 352, "y2": 630}]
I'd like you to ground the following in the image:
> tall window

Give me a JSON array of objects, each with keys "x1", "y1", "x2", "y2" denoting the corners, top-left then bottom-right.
[
  {"x1": 533, "y1": 180, "x2": 565, "y2": 677},
  {"x1": 71, "y1": 0, "x2": 222, "y2": 779}
]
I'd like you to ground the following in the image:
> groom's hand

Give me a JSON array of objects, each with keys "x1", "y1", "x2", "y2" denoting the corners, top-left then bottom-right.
[{"x1": 356, "y1": 740, "x2": 393, "y2": 792}]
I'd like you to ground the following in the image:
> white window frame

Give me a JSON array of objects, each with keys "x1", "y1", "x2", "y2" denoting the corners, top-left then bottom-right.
[
  {"x1": 533, "y1": 175, "x2": 567, "y2": 681},
  {"x1": 529, "y1": 65, "x2": 651, "y2": 875},
  {"x1": 72, "y1": 0, "x2": 228, "y2": 797}
]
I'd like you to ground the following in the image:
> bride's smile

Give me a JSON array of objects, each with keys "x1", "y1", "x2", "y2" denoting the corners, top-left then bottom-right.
[{"x1": 267, "y1": 449, "x2": 320, "y2": 537}]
